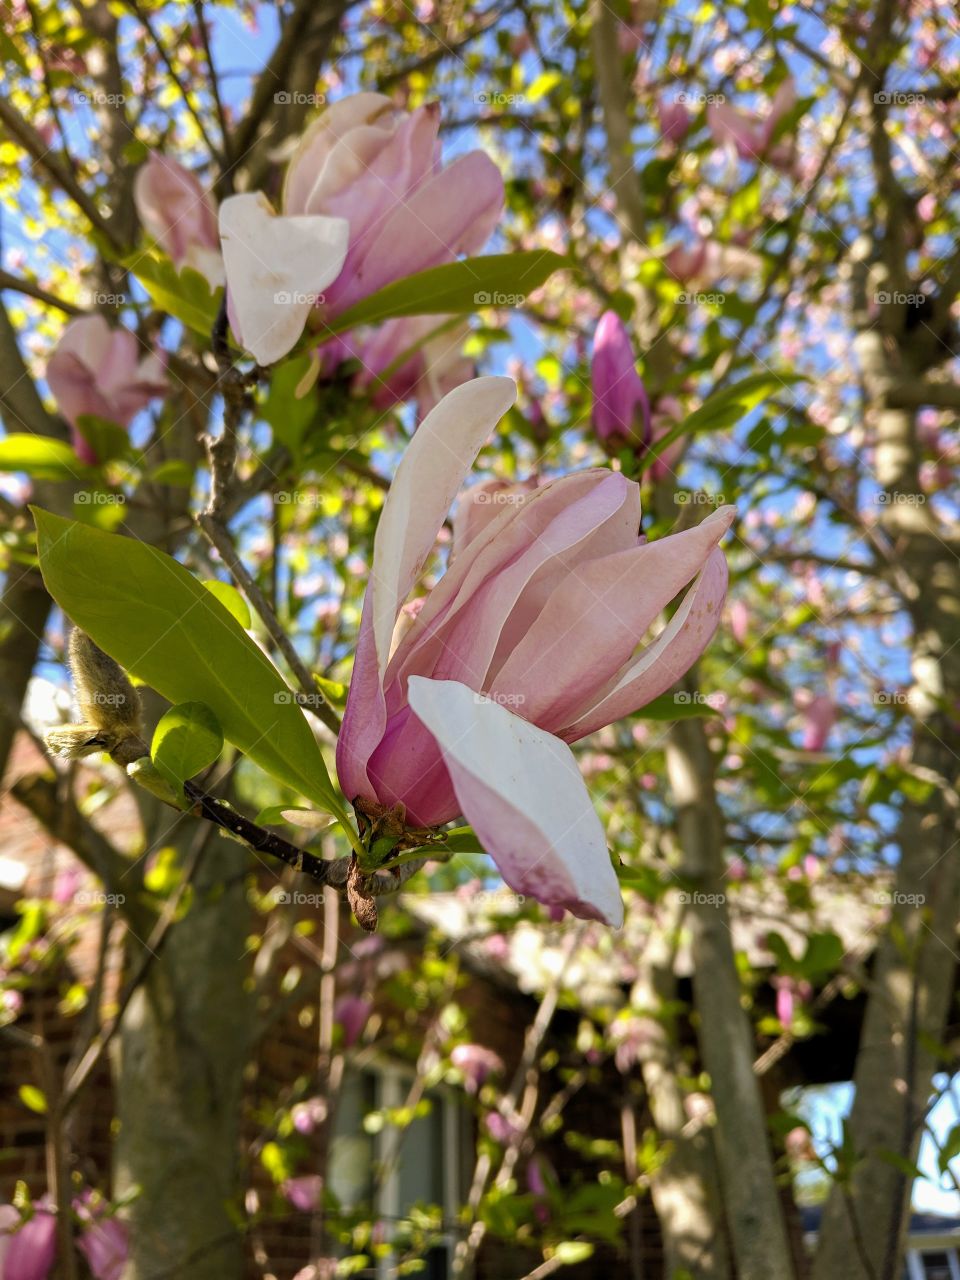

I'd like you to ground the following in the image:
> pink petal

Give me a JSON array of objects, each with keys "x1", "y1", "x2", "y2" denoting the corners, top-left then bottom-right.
[
  {"x1": 801, "y1": 693, "x2": 835, "y2": 751},
  {"x1": 134, "y1": 153, "x2": 219, "y2": 271},
  {"x1": 336, "y1": 377, "x2": 517, "y2": 803},
  {"x1": 309, "y1": 106, "x2": 441, "y2": 265},
  {"x1": 562, "y1": 545, "x2": 730, "y2": 739},
  {"x1": 326, "y1": 152, "x2": 504, "y2": 313},
  {"x1": 492, "y1": 507, "x2": 735, "y2": 733},
  {"x1": 363, "y1": 473, "x2": 640, "y2": 822},
  {"x1": 3, "y1": 1207, "x2": 56, "y2": 1280},
  {"x1": 707, "y1": 101, "x2": 764, "y2": 158},
  {"x1": 283, "y1": 93, "x2": 397, "y2": 215},
  {"x1": 368, "y1": 376, "x2": 517, "y2": 684},
  {"x1": 406, "y1": 677, "x2": 624, "y2": 926},
  {"x1": 389, "y1": 470, "x2": 639, "y2": 697},
  {"x1": 591, "y1": 311, "x2": 649, "y2": 445}
]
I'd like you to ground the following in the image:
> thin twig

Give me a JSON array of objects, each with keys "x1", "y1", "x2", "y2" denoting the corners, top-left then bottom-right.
[{"x1": 192, "y1": 0, "x2": 232, "y2": 173}]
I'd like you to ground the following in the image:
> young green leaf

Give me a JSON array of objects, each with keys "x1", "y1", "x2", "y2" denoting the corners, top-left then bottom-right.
[
  {"x1": 121, "y1": 248, "x2": 223, "y2": 337},
  {"x1": 635, "y1": 691, "x2": 725, "y2": 720},
  {"x1": 18, "y1": 1085, "x2": 47, "y2": 1115},
  {"x1": 32, "y1": 508, "x2": 342, "y2": 813},
  {"x1": 74, "y1": 415, "x2": 134, "y2": 464},
  {"x1": 0, "y1": 435, "x2": 91, "y2": 481},
  {"x1": 642, "y1": 372, "x2": 808, "y2": 470},
  {"x1": 152, "y1": 701, "x2": 223, "y2": 796},
  {"x1": 322, "y1": 250, "x2": 570, "y2": 335},
  {"x1": 202, "y1": 580, "x2": 252, "y2": 629}
]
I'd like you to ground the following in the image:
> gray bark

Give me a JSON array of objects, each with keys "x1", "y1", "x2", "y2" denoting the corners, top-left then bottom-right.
[
  {"x1": 632, "y1": 922, "x2": 732, "y2": 1280},
  {"x1": 666, "y1": 709, "x2": 795, "y2": 1280},
  {"x1": 811, "y1": 375, "x2": 960, "y2": 1279}
]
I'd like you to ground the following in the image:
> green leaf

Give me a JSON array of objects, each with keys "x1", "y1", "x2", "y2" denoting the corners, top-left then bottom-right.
[
  {"x1": 799, "y1": 931, "x2": 844, "y2": 982},
  {"x1": 255, "y1": 804, "x2": 333, "y2": 832},
  {"x1": 152, "y1": 701, "x2": 223, "y2": 795},
  {"x1": 314, "y1": 674, "x2": 347, "y2": 706},
  {"x1": 262, "y1": 355, "x2": 318, "y2": 451},
  {"x1": 143, "y1": 845, "x2": 183, "y2": 895},
  {"x1": 877, "y1": 1149, "x2": 924, "y2": 1181},
  {"x1": 0, "y1": 435, "x2": 90, "y2": 481},
  {"x1": 939, "y1": 1124, "x2": 960, "y2": 1174},
  {"x1": 553, "y1": 1242, "x2": 594, "y2": 1265},
  {"x1": 32, "y1": 508, "x2": 343, "y2": 815},
  {"x1": 398, "y1": 826, "x2": 486, "y2": 863},
  {"x1": 121, "y1": 248, "x2": 222, "y2": 337},
  {"x1": 636, "y1": 691, "x2": 726, "y2": 720},
  {"x1": 0, "y1": 28, "x2": 29, "y2": 74},
  {"x1": 324, "y1": 251, "x2": 570, "y2": 335},
  {"x1": 147, "y1": 460, "x2": 195, "y2": 487},
  {"x1": 643, "y1": 372, "x2": 807, "y2": 470},
  {"x1": 74, "y1": 415, "x2": 133, "y2": 463},
  {"x1": 18, "y1": 1085, "x2": 47, "y2": 1115},
  {"x1": 202, "y1": 580, "x2": 251, "y2": 629},
  {"x1": 527, "y1": 70, "x2": 562, "y2": 102}
]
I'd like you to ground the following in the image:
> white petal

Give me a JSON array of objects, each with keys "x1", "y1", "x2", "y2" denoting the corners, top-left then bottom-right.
[
  {"x1": 370, "y1": 377, "x2": 516, "y2": 677},
  {"x1": 407, "y1": 677, "x2": 624, "y2": 926},
  {"x1": 218, "y1": 193, "x2": 349, "y2": 365}
]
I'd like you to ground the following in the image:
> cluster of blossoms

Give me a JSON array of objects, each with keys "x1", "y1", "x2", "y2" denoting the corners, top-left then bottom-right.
[
  {"x1": 40, "y1": 94, "x2": 734, "y2": 929},
  {"x1": 45, "y1": 94, "x2": 505, "y2": 459},
  {"x1": 0, "y1": 1191, "x2": 127, "y2": 1280}
]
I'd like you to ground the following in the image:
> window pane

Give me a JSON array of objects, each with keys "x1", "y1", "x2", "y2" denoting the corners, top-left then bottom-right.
[
  {"x1": 329, "y1": 1071, "x2": 376, "y2": 1210},
  {"x1": 921, "y1": 1250, "x2": 955, "y2": 1280},
  {"x1": 397, "y1": 1097, "x2": 445, "y2": 1210}
]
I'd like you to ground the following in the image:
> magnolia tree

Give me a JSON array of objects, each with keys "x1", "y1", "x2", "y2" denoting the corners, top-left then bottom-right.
[{"x1": 0, "y1": 0, "x2": 958, "y2": 1277}]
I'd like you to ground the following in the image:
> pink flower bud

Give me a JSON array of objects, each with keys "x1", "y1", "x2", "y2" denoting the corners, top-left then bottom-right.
[
  {"x1": 46, "y1": 316, "x2": 168, "y2": 463},
  {"x1": 590, "y1": 311, "x2": 650, "y2": 449}
]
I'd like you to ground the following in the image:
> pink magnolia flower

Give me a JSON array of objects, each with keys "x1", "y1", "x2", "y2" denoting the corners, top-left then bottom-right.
[
  {"x1": 591, "y1": 316, "x2": 682, "y2": 479},
  {"x1": 74, "y1": 1194, "x2": 128, "y2": 1280},
  {"x1": 220, "y1": 93, "x2": 504, "y2": 365},
  {"x1": 526, "y1": 1159, "x2": 551, "y2": 1223},
  {"x1": 801, "y1": 692, "x2": 835, "y2": 751},
  {"x1": 451, "y1": 1043, "x2": 504, "y2": 1093},
  {"x1": 51, "y1": 865, "x2": 82, "y2": 904},
  {"x1": 708, "y1": 79, "x2": 798, "y2": 173},
  {"x1": 658, "y1": 97, "x2": 693, "y2": 145},
  {"x1": 282, "y1": 1176, "x2": 323, "y2": 1213},
  {"x1": 335, "y1": 378, "x2": 734, "y2": 925},
  {"x1": 451, "y1": 477, "x2": 538, "y2": 558},
  {"x1": 291, "y1": 1097, "x2": 327, "y2": 1135},
  {"x1": 666, "y1": 237, "x2": 762, "y2": 286},
  {"x1": 46, "y1": 316, "x2": 168, "y2": 463},
  {"x1": 0, "y1": 1203, "x2": 56, "y2": 1280},
  {"x1": 773, "y1": 975, "x2": 812, "y2": 1026},
  {"x1": 333, "y1": 994, "x2": 372, "y2": 1048},
  {"x1": 591, "y1": 311, "x2": 650, "y2": 450},
  {"x1": 133, "y1": 153, "x2": 223, "y2": 286},
  {"x1": 484, "y1": 1111, "x2": 521, "y2": 1144},
  {"x1": 353, "y1": 315, "x2": 474, "y2": 416}
]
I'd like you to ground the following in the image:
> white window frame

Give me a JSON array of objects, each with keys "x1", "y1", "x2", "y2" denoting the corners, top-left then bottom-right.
[{"x1": 905, "y1": 1245, "x2": 960, "y2": 1280}]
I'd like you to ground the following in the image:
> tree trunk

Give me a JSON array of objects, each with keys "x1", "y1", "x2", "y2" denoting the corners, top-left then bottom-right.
[
  {"x1": 666, "y1": 707, "x2": 796, "y2": 1280},
  {"x1": 633, "y1": 924, "x2": 732, "y2": 1279},
  {"x1": 811, "y1": 394, "x2": 960, "y2": 1280},
  {"x1": 114, "y1": 829, "x2": 255, "y2": 1280}
]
